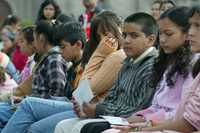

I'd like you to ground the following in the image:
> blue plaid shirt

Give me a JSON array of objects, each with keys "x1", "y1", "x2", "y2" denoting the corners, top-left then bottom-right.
[{"x1": 31, "y1": 47, "x2": 68, "y2": 99}]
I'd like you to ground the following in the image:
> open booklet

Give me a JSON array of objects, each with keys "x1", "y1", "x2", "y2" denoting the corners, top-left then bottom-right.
[
  {"x1": 100, "y1": 115, "x2": 130, "y2": 126},
  {"x1": 72, "y1": 78, "x2": 94, "y2": 108}
]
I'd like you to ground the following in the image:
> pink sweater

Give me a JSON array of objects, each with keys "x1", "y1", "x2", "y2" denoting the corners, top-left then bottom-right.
[{"x1": 175, "y1": 73, "x2": 200, "y2": 130}]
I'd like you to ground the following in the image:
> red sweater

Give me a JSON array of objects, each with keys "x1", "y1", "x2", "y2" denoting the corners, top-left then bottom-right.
[{"x1": 12, "y1": 45, "x2": 28, "y2": 72}]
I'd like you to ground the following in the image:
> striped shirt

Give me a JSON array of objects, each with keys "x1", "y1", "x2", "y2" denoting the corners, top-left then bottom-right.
[{"x1": 96, "y1": 48, "x2": 158, "y2": 117}]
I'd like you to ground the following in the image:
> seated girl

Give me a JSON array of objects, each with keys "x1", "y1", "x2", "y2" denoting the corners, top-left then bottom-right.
[
  {"x1": 17, "y1": 26, "x2": 35, "y2": 83},
  {"x1": 80, "y1": 10, "x2": 126, "y2": 103}
]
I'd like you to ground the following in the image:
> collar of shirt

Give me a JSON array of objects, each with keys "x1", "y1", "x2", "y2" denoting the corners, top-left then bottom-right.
[
  {"x1": 48, "y1": 46, "x2": 60, "y2": 54},
  {"x1": 27, "y1": 54, "x2": 35, "y2": 63},
  {"x1": 32, "y1": 46, "x2": 60, "y2": 73},
  {"x1": 123, "y1": 47, "x2": 157, "y2": 68},
  {"x1": 133, "y1": 47, "x2": 155, "y2": 64}
]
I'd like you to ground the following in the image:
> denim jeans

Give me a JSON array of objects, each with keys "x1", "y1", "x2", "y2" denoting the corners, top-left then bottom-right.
[
  {"x1": 1, "y1": 97, "x2": 76, "y2": 133},
  {"x1": 0, "y1": 102, "x2": 14, "y2": 132}
]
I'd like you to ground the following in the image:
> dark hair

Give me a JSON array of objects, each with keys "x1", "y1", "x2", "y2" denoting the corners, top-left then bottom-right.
[
  {"x1": 152, "y1": 0, "x2": 162, "y2": 13},
  {"x1": 55, "y1": 13, "x2": 76, "y2": 25},
  {"x1": 189, "y1": 6, "x2": 200, "y2": 78},
  {"x1": 37, "y1": 0, "x2": 61, "y2": 22},
  {"x1": 21, "y1": 26, "x2": 34, "y2": 44},
  {"x1": 2, "y1": 14, "x2": 19, "y2": 27},
  {"x1": 82, "y1": 10, "x2": 122, "y2": 66},
  {"x1": 189, "y1": 6, "x2": 200, "y2": 17},
  {"x1": 152, "y1": 0, "x2": 162, "y2": 5},
  {"x1": 55, "y1": 21, "x2": 86, "y2": 47},
  {"x1": 193, "y1": 58, "x2": 200, "y2": 78},
  {"x1": 125, "y1": 12, "x2": 159, "y2": 37},
  {"x1": 35, "y1": 20, "x2": 57, "y2": 46},
  {"x1": 160, "y1": 7, "x2": 190, "y2": 33},
  {"x1": 153, "y1": 7, "x2": 192, "y2": 87},
  {"x1": 160, "y1": 0, "x2": 176, "y2": 9}
]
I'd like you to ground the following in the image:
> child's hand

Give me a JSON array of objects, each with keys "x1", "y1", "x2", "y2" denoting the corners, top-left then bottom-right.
[
  {"x1": 111, "y1": 125, "x2": 132, "y2": 133},
  {"x1": 72, "y1": 97, "x2": 87, "y2": 118},
  {"x1": 127, "y1": 115, "x2": 145, "y2": 123},
  {"x1": 11, "y1": 96, "x2": 23, "y2": 104},
  {"x1": 111, "y1": 123, "x2": 146, "y2": 132},
  {"x1": 82, "y1": 102, "x2": 96, "y2": 118},
  {"x1": 10, "y1": 96, "x2": 22, "y2": 110},
  {"x1": 103, "y1": 34, "x2": 118, "y2": 49},
  {"x1": 97, "y1": 34, "x2": 118, "y2": 55}
]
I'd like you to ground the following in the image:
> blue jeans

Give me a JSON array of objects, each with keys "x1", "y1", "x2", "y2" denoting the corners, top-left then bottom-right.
[
  {"x1": 0, "y1": 102, "x2": 14, "y2": 132},
  {"x1": 1, "y1": 97, "x2": 76, "y2": 133}
]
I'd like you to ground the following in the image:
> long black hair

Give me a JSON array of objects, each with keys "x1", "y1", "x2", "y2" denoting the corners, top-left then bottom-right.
[
  {"x1": 36, "y1": 0, "x2": 61, "y2": 22},
  {"x1": 35, "y1": 20, "x2": 57, "y2": 46},
  {"x1": 189, "y1": 6, "x2": 200, "y2": 78},
  {"x1": 153, "y1": 7, "x2": 192, "y2": 88},
  {"x1": 81, "y1": 10, "x2": 122, "y2": 67},
  {"x1": 34, "y1": 21, "x2": 58, "y2": 62}
]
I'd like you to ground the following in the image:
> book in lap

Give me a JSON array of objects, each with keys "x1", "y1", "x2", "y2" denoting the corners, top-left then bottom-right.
[{"x1": 100, "y1": 116, "x2": 130, "y2": 126}]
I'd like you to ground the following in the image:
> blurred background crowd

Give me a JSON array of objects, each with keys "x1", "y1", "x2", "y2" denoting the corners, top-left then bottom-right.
[{"x1": 0, "y1": 0, "x2": 199, "y2": 23}]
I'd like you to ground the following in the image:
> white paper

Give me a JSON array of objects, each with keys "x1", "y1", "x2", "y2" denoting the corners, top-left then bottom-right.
[
  {"x1": 100, "y1": 116, "x2": 130, "y2": 126},
  {"x1": 72, "y1": 78, "x2": 94, "y2": 107}
]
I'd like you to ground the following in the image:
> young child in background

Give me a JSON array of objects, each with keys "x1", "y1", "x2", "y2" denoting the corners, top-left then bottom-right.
[{"x1": 0, "y1": 66, "x2": 17, "y2": 95}]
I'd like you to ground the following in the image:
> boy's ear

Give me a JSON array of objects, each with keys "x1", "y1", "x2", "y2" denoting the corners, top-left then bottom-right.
[
  {"x1": 74, "y1": 40, "x2": 83, "y2": 49},
  {"x1": 147, "y1": 34, "x2": 156, "y2": 46}
]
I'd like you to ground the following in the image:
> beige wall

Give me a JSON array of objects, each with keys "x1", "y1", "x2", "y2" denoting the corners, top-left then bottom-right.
[
  {"x1": 6, "y1": 0, "x2": 43, "y2": 22},
  {"x1": 5, "y1": 0, "x2": 200, "y2": 22}
]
